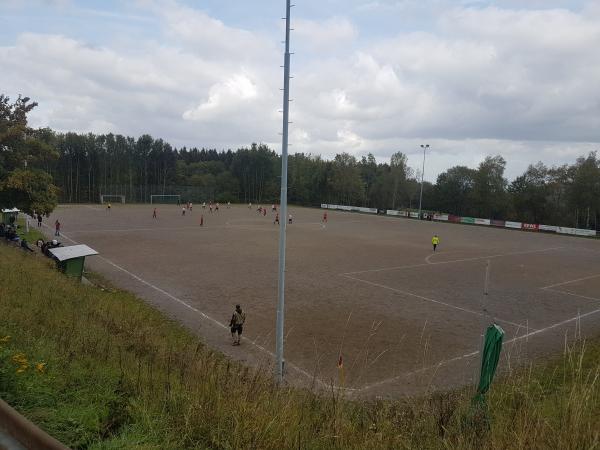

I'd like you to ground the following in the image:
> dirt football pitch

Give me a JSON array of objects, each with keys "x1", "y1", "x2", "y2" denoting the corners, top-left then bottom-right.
[{"x1": 44, "y1": 204, "x2": 600, "y2": 398}]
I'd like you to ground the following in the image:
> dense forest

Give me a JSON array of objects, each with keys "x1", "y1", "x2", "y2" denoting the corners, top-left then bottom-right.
[
  {"x1": 31, "y1": 130, "x2": 598, "y2": 230},
  {"x1": 1, "y1": 94, "x2": 599, "y2": 229}
]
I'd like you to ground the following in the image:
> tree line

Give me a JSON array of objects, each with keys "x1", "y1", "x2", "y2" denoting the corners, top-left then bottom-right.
[{"x1": 1, "y1": 94, "x2": 598, "y2": 229}]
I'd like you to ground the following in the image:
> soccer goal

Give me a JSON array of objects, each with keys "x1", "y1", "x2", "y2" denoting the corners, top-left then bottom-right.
[
  {"x1": 100, "y1": 194, "x2": 125, "y2": 204},
  {"x1": 150, "y1": 194, "x2": 181, "y2": 204}
]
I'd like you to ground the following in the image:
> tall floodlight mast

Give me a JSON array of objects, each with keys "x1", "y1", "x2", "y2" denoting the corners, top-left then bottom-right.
[
  {"x1": 418, "y1": 144, "x2": 429, "y2": 219},
  {"x1": 276, "y1": 0, "x2": 293, "y2": 384}
]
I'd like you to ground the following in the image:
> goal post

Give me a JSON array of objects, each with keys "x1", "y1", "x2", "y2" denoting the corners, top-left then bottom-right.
[
  {"x1": 150, "y1": 194, "x2": 181, "y2": 204},
  {"x1": 99, "y1": 194, "x2": 125, "y2": 204}
]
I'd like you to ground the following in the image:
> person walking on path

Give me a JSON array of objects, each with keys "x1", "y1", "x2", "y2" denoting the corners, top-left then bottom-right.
[
  {"x1": 323, "y1": 212, "x2": 327, "y2": 223},
  {"x1": 153, "y1": 208, "x2": 157, "y2": 219},
  {"x1": 432, "y1": 234, "x2": 440, "y2": 252},
  {"x1": 229, "y1": 304, "x2": 246, "y2": 345},
  {"x1": 37, "y1": 213, "x2": 42, "y2": 227},
  {"x1": 54, "y1": 220, "x2": 61, "y2": 236}
]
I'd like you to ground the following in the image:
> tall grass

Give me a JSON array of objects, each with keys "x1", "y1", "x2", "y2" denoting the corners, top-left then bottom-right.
[
  {"x1": 16, "y1": 216, "x2": 46, "y2": 243},
  {"x1": 0, "y1": 244, "x2": 598, "y2": 449}
]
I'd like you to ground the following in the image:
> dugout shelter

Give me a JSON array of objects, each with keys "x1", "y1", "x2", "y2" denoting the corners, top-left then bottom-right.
[{"x1": 48, "y1": 244, "x2": 99, "y2": 280}]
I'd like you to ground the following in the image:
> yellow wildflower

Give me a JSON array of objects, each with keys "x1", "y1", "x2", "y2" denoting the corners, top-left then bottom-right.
[
  {"x1": 16, "y1": 365, "x2": 28, "y2": 374},
  {"x1": 0, "y1": 336, "x2": 10, "y2": 343},
  {"x1": 35, "y1": 362, "x2": 47, "y2": 373},
  {"x1": 12, "y1": 353, "x2": 28, "y2": 365}
]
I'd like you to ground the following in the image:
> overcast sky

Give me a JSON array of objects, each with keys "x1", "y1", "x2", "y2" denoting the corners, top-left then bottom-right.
[{"x1": 1, "y1": 0, "x2": 599, "y2": 180}]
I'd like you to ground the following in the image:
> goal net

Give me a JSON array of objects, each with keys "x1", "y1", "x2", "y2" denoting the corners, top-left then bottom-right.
[
  {"x1": 100, "y1": 194, "x2": 125, "y2": 204},
  {"x1": 150, "y1": 195, "x2": 181, "y2": 204}
]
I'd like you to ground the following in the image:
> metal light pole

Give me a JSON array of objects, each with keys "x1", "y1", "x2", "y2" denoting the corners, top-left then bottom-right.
[
  {"x1": 276, "y1": 0, "x2": 293, "y2": 384},
  {"x1": 418, "y1": 144, "x2": 429, "y2": 219}
]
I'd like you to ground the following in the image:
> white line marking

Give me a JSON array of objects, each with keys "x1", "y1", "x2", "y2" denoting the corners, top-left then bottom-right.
[
  {"x1": 541, "y1": 273, "x2": 600, "y2": 289},
  {"x1": 424, "y1": 250, "x2": 462, "y2": 265},
  {"x1": 342, "y1": 247, "x2": 563, "y2": 276},
  {"x1": 355, "y1": 350, "x2": 481, "y2": 393},
  {"x1": 39, "y1": 224, "x2": 325, "y2": 387},
  {"x1": 544, "y1": 288, "x2": 600, "y2": 304},
  {"x1": 504, "y1": 306, "x2": 600, "y2": 343},
  {"x1": 95, "y1": 258, "x2": 325, "y2": 385},
  {"x1": 356, "y1": 305, "x2": 600, "y2": 393},
  {"x1": 341, "y1": 274, "x2": 531, "y2": 330},
  {"x1": 96, "y1": 255, "x2": 228, "y2": 330}
]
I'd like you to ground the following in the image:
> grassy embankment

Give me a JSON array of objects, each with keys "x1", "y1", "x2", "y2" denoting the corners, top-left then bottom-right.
[{"x1": 0, "y1": 244, "x2": 598, "y2": 449}]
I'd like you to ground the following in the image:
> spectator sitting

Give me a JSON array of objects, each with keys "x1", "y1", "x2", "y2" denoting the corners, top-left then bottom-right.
[
  {"x1": 41, "y1": 239, "x2": 61, "y2": 256},
  {"x1": 5, "y1": 227, "x2": 19, "y2": 242},
  {"x1": 20, "y1": 239, "x2": 34, "y2": 252}
]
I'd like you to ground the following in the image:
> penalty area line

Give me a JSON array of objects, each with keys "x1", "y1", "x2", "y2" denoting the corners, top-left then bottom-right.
[
  {"x1": 355, "y1": 304, "x2": 600, "y2": 393},
  {"x1": 543, "y1": 288, "x2": 600, "y2": 304},
  {"x1": 341, "y1": 274, "x2": 530, "y2": 331},
  {"x1": 541, "y1": 273, "x2": 600, "y2": 290},
  {"x1": 342, "y1": 246, "x2": 563, "y2": 276}
]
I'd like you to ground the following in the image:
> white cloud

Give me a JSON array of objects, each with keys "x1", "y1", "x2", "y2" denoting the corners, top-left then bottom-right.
[
  {"x1": 289, "y1": 5, "x2": 600, "y2": 157},
  {"x1": 337, "y1": 127, "x2": 363, "y2": 148},
  {"x1": 183, "y1": 73, "x2": 262, "y2": 120},
  {"x1": 0, "y1": 0, "x2": 598, "y2": 181},
  {"x1": 150, "y1": 0, "x2": 278, "y2": 64}
]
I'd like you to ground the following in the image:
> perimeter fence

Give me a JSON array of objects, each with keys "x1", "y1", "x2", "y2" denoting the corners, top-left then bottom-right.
[{"x1": 320, "y1": 204, "x2": 598, "y2": 237}]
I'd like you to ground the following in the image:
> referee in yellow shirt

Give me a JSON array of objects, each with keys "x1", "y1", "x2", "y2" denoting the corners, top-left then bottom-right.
[{"x1": 432, "y1": 234, "x2": 440, "y2": 252}]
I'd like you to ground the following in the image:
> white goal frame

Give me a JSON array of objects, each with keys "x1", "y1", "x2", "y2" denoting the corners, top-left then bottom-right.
[
  {"x1": 150, "y1": 194, "x2": 181, "y2": 204},
  {"x1": 100, "y1": 194, "x2": 125, "y2": 204}
]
